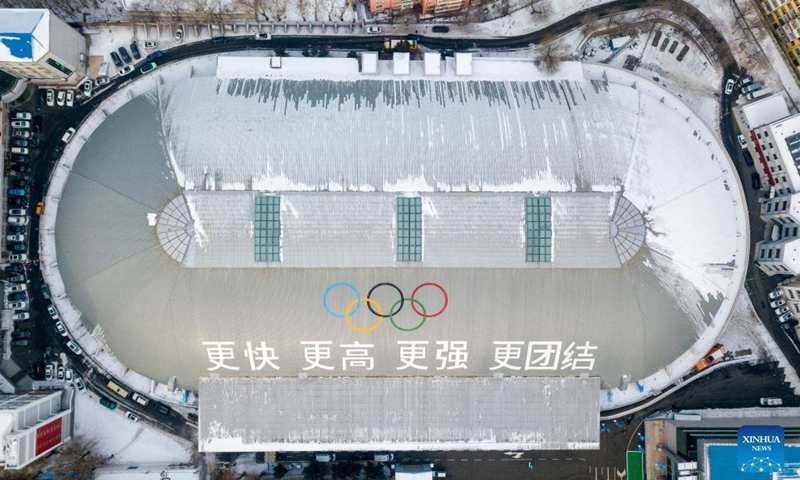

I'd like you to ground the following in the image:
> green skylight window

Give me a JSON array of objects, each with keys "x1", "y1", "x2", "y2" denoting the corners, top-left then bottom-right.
[
  {"x1": 526, "y1": 197, "x2": 552, "y2": 263},
  {"x1": 255, "y1": 196, "x2": 281, "y2": 263},
  {"x1": 397, "y1": 197, "x2": 422, "y2": 262}
]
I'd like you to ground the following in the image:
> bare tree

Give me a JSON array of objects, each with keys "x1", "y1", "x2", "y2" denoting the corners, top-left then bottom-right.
[
  {"x1": 313, "y1": 0, "x2": 322, "y2": 21},
  {"x1": 537, "y1": 34, "x2": 566, "y2": 74},
  {"x1": 293, "y1": 0, "x2": 309, "y2": 20},
  {"x1": 529, "y1": 0, "x2": 552, "y2": 18},
  {"x1": 52, "y1": 436, "x2": 105, "y2": 480},
  {"x1": 234, "y1": 0, "x2": 269, "y2": 20}
]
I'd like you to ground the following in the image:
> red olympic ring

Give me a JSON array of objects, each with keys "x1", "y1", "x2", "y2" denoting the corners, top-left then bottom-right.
[{"x1": 410, "y1": 282, "x2": 448, "y2": 318}]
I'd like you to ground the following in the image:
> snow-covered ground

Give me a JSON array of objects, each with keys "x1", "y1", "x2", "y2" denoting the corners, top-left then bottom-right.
[{"x1": 73, "y1": 392, "x2": 193, "y2": 464}]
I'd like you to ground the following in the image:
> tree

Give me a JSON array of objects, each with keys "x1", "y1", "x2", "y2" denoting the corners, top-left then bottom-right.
[
  {"x1": 347, "y1": 50, "x2": 358, "y2": 58},
  {"x1": 393, "y1": 40, "x2": 411, "y2": 52},
  {"x1": 273, "y1": 464, "x2": 288, "y2": 480},
  {"x1": 317, "y1": 44, "x2": 330, "y2": 57},
  {"x1": 302, "y1": 45, "x2": 312, "y2": 57},
  {"x1": 303, "y1": 460, "x2": 327, "y2": 480},
  {"x1": 363, "y1": 462, "x2": 385, "y2": 480},
  {"x1": 537, "y1": 34, "x2": 565, "y2": 74},
  {"x1": 275, "y1": 46, "x2": 288, "y2": 57},
  {"x1": 52, "y1": 435, "x2": 104, "y2": 480},
  {"x1": 331, "y1": 461, "x2": 361, "y2": 480}
]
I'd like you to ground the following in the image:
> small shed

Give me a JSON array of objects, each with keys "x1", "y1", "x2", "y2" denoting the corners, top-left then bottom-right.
[
  {"x1": 455, "y1": 52, "x2": 472, "y2": 76},
  {"x1": 393, "y1": 52, "x2": 410, "y2": 75},
  {"x1": 424, "y1": 52, "x2": 441, "y2": 76}
]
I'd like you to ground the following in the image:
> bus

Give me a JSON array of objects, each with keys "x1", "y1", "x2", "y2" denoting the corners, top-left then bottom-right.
[{"x1": 107, "y1": 380, "x2": 130, "y2": 399}]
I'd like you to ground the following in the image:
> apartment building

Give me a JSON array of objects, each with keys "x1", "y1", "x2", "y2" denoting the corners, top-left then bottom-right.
[
  {"x1": 749, "y1": 112, "x2": 800, "y2": 195},
  {"x1": 759, "y1": 0, "x2": 800, "y2": 76},
  {"x1": 369, "y1": 0, "x2": 468, "y2": 15},
  {"x1": 0, "y1": 391, "x2": 73, "y2": 469}
]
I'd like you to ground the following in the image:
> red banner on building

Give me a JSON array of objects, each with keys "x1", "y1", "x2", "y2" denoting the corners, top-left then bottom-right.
[{"x1": 35, "y1": 417, "x2": 62, "y2": 456}]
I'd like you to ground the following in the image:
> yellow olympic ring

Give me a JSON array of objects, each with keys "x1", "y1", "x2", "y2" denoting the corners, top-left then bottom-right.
[{"x1": 345, "y1": 297, "x2": 383, "y2": 333}]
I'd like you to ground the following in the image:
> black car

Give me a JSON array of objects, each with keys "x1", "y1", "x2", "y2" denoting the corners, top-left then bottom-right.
[
  {"x1": 4, "y1": 264, "x2": 24, "y2": 273},
  {"x1": 742, "y1": 150, "x2": 754, "y2": 167},
  {"x1": 7, "y1": 226, "x2": 24, "y2": 235},
  {"x1": 7, "y1": 197, "x2": 26, "y2": 206},
  {"x1": 212, "y1": 36, "x2": 228, "y2": 45},
  {"x1": 11, "y1": 331, "x2": 31, "y2": 339},
  {"x1": 130, "y1": 42, "x2": 141, "y2": 60},
  {"x1": 7, "y1": 274, "x2": 25, "y2": 283},
  {"x1": 8, "y1": 291, "x2": 27, "y2": 301},
  {"x1": 12, "y1": 165, "x2": 31, "y2": 175},
  {"x1": 432, "y1": 26, "x2": 449, "y2": 33},
  {"x1": 10, "y1": 139, "x2": 28, "y2": 148},
  {"x1": 751, "y1": 172, "x2": 762, "y2": 190},
  {"x1": 408, "y1": 33, "x2": 425, "y2": 41},
  {"x1": 11, "y1": 155, "x2": 29, "y2": 164},
  {"x1": 146, "y1": 50, "x2": 164, "y2": 62},
  {"x1": 155, "y1": 402, "x2": 172, "y2": 415},
  {"x1": 9, "y1": 179, "x2": 29, "y2": 189},
  {"x1": 110, "y1": 51, "x2": 123, "y2": 67},
  {"x1": 781, "y1": 318, "x2": 799, "y2": 330},
  {"x1": 118, "y1": 46, "x2": 132, "y2": 63}
]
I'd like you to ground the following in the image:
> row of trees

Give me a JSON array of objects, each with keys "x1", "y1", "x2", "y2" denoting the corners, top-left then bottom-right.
[
  {"x1": 0, "y1": 436, "x2": 104, "y2": 480},
  {"x1": 272, "y1": 460, "x2": 385, "y2": 480}
]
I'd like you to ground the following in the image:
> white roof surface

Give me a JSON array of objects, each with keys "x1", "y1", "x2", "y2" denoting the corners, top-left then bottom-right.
[
  {"x1": 738, "y1": 93, "x2": 790, "y2": 131},
  {"x1": 393, "y1": 52, "x2": 410, "y2": 75},
  {"x1": 424, "y1": 52, "x2": 441, "y2": 76},
  {"x1": 198, "y1": 377, "x2": 600, "y2": 451},
  {"x1": 455, "y1": 52, "x2": 472, "y2": 76},
  {"x1": 361, "y1": 52, "x2": 378, "y2": 74},
  {"x1": 0, "y1": 9, "x2": 49, "y2": 62}
]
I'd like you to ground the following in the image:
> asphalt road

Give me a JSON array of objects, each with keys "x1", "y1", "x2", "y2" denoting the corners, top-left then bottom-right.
[{"x1": 5, "y1": 0, "x2": 799, "y2": 470}]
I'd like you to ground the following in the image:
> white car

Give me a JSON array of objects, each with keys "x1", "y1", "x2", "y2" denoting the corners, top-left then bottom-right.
[
  {"x1": 83, "y1": 79, "x2": 93, "y2": 97},
  {"x1": 6, "y1": 234, "x2": 25, "y2": 242},
  {"x1": 737, "y1": 134, "x2": 747, "y2": 149},
  {"x1": 14, "y1": 112, "x2": 32, "y2": 120},
  {"x1": 778, "y1": 311, "x2": 794, "y2": 323},
  {"x1": 55, "y1": 321, "x2": 68, "y2": 337},
  {"x1": 10, "y1": 147, "x2": 28, "y2": 155},
  {"x1": 57, "y1": 365, "x2": 65, "y2": 382},
  {"x1": 143, "y1": 40, "x2": 158, "y2": 49},
  {"x1": 8, "y1": 217, "x2": 28, "y2": 226},
  {"x1": 760, "y1": 397, "x2": 783, "y2": 406},
  {"x1": 66, "y1": 90, "x2": 74, "y2": 107},
  {"x1": 770, "y1": 298, "x2": 786, "y2": 309},
  {"x1": 65, "y1": 369, "x2": 73, "y2": 383},
  {"x1": 62, "y1": 127, "x2": 76, "y2": 143},
  {"x1": 7, "y1": 284, "x2": 26, "y2": 293},
  {"x1": 95, "y1": 77, "x2": 110, "y2": 87},
  {"x1": 366, "y1": 26, "x2": 382, "y2": 33},
  {"x1": 11, "y1": 312, "x2": 29, "y2": 321},
  {"x1": 768, "y1": 289, "x2": 783, "y2": 300},
  {"x1": 254, "y1": 33, "x2": 272, "y2": 40},
  {"x1": 724, "y1": 78, "x2": 735, "y2": 95},
  {"x1": 175, "y1": 30, "x2": 183, "y2": 42},
  {"x1": 126, "y1": 411, "x2": 140, "y2": 422},
  {"x1": 74, "y1": 377, "x2": 86, "y2": 391},
  {"x1": 47, "y1": 305, "x2": 59, "y2": 319},
  {"x1": 775, "y1": 305, "x2": 790, "y2": 315},
  {"x1": 45, "y1": 364, "x2": 53, "y2": 381},
  {"x1": 9, "y1": 254, "x2": 27, "y2": 262},
  {"x1": 9, "y1": 301, "x2": 27, "y2": 310},
  {"x1": 10, "y1": 120, "x2": 30, "y2": 129},
  {"x1": 56, "y1": 90, "x2": 65, "y2": 106},
  {"x1": 118, "y1": 65, "x2": 135, "y2": 77},
  {"x1": 9, "y1": 208, "x2": 26, "y2": 216},
  {"x1": 46, "y1": 89, "x2": 55, "y2": 107},
  {"x1": 66, "y1": 341, "x2": 83, "y2": 355}
]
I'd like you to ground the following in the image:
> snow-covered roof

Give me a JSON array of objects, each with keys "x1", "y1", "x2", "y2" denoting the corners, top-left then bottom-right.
[
  {"x1": 396, "y1": 465, "x2": 433, "y2": 480},
  {"x1": 610, "y1": 36, "x2": 631, "y2": 50},
  {"x1": 0, "y1": 9, "x2": 49, "y2": 63},
  {"x1": 738, "y1": 93, "x2": 790, "y2": 131},
  {"x1": 424, "y1": 52, "x2": 441, "y2": 76},
  {"x1": 94, "y1": 465, "x2": 201, "y2": 480},
  {"x1": 393, "y1": 52, "x2": 410, "y2": 75},
  {"x1": 455, "y1": 52, "x2": 472, "y2": 76},
  {"x1": 46, "y1": 58, "x2": 748, "y2": 394},
  {"x1": 198, "y1": 377, "x2": 600, "y2": 451},
  {"x1": 361, "y1": 52, "x2": 378, "y2": 74}
]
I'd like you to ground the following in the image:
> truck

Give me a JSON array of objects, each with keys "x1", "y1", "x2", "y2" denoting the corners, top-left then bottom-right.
[{"x1": 694, "y1": 344, "x2": 727, "y2": 372}]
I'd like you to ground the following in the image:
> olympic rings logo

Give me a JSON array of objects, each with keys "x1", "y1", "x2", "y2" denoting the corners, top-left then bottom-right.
[{"x1": 322, "y1": 282, "x2": 449, "y2": 333}]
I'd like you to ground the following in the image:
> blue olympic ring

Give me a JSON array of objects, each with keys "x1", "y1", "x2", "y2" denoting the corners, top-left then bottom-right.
[{"x1": 322, "y1": 282, "x2": 361, "y2": 318}]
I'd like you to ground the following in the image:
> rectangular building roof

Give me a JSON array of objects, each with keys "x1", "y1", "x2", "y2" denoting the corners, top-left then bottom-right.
[
  {"x1": 361, "y1": 52, "x2": 378, "y2": 74},
  {"x1": 198, "y1": 377, "x2": 600, "y2": 452},
  {"x1": 455, "y1": 53, "x2": 472, "y2": 76},
  {"x1": 0, "y1": 9, "x2": 49, "y2": 62},
  {"x1": 393, "y1": 52, "x2": 410, "y2": 75},
  {"x1": 424, "y1": 52, "x2": 441, "y2": 76},
  {"x1": 738, "y1": 93, "x2": 790, "y2": 131}
]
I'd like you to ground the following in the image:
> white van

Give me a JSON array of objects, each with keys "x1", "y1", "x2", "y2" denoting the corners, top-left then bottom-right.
[
  {"x1": 8, "y1": 216, "x2": 29, "y2": 226},
  {"x1": 315, "y1": 454, "x2": 335, "y2": 462},
  {"x1": 132, "y1": 392, "x2": 150, "y2": 406},
  {"x1": 374, "y1": 453, "x2": 394, "y2": 462},
  {"x1": 746, "y1": 89, "x2": 772, "y2": 101}
]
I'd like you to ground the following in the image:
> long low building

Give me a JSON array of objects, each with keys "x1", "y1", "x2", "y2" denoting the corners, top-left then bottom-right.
[{"x1": 199, "y1": 376, "x2": 600, "y2": 451}]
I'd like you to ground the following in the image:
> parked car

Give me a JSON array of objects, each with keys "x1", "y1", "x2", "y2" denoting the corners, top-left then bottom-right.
[
  {"x1": 56, "y1": 90, "x2": 65, "y2": 106},
  {"x1": 7, "y1": 275, "x2": 25, "y2": 283},
  {"x1": 41, "y1": 284, "x2": 51, "y2": 300},
  {"x1": 211, "y1": 36, "x2": 228, "y2": 45},
  {"x1": 11, "y1": 120, "x2": 30, "y2": 129},
  {"x1": 760, "y1": 397, "x2": 783, "y2": 406},
  {"x1": 45, "y1": 364, "x2": 54, "y2": 380},
  {"x1": 130, "y1": 42, "x2": 141, "y2": 59},
  {"x1": 46, "y1": 89, "x2": 55, "y2": 107},
  {"x1": 35, "y1": 202, "x2": 44, "y2": 215},
  {"x1": 12, "y1": 165, "x2": 31, "y2": 175},
  {"x1": 65, "y1": 369, "x2": 73, "y2": 383},
  {"x1": 7, "y1": 189, "x2": 26, "y2": 197},
  {"x1": 315, "y1": 454, "x2": 336, "y2": 462},
  {"x1": 7, "y1": 198, "x2": 26, "y2": 206},
  {"x1": 7, "y1": 217, "x2": 28, "y2": 226},
  {"x1": 99, "y1": 397, "x2": 116, "y2": 410},
  {"x1": 9, "y1": 208, "x2": 26, "y2": 216},
  {"x1": 770, "y1": 298, "x2": 786, "y2": 308},
  {"x1": 7, "y1": 244, "x2": 26, "y2": 254},
  {"x1": 694, "y1": 344, "x2": 727, "y2": 372},
  {"x1": 143, "y1": 40, "x2": 158, "y2": 49},
  {"x1": 66, "y1": 90, "x2": 74, "y2": 107},
  {"x1": 724, "y1": 78, "x2": 735, "y2": 95},
  {"x1": 11, "y1": 312, "x2": 29, "y2": 321},
  {"x1": 62, "y1": 127, "x2": 76, "y2": 143},
  {"x1": 47, "y1": 305, "x2": 59, "y2": 319},
  {"x1": 8, "y1": 292, "x2": 28, "y2": 301},
  {"x1": 11, "y1": 130, "x2": 31, "y2": 139},
  {"x1": 118, "y1": 65, "x2": 134, "y2": 77},
  {"x1": 8, "y1": 301, "x2": 28, "y2": 310},
  {"x1": 140, "y1": 62, "x2": 157, "y2": 74},
  {"x1": 11, "y1": 155, "x2": 29, "y2": 164},
  {"x1": 5, "y1": 264, "x2": 24, "y2": 273},
  {"x1": 175, "y1": 30, "x2": 183, "y2": 42},
  {"x1": 254, "y1": 33, "x2": 271, "y2": 40},
  {"x1": 126, "y1": 412, "x2": 140, "y2": 422},
  {"x1": 155, "y1": 402, "x2": 171, "y2": 415},
  {"x1": 6, "y1": 280, "x2": 26, "y2": 290},
  {"x1": 366, "y1": 26, "x2": 382, "y2": 33},
  {"x1": 742, "y1": 82, "x2": 762, "y2": 94},
  {"x1": 110, "y1": 51, "x2": 123, "y2": 67},
  {"x1": 10, "y1": 139, "x2": 28, "y2": 148},
  {"x1": 146, "y1": 50, "x2": 163, "y2": 62},
  {"x1": 83, "y1": 80, "x2": 93, "y2": 97},
  {"x1": 66, "y1": 341, "x2": 82, "y2": 355},
  {"x1": 432, "y1": 25, "x2": 449, "y2": 33},
  {"x1": 57, "y1": 366, "x2": 65, "y2": 381},
  {"x1": 95, "y1": 77, "x2": 110, "y2": 87},
  {"x1": 741, "y1": 75, "x2": 753, "y2": 86},
  {"x1": 776, "y1": 305, "x2": 790, "y2": 315},
  {"x1": 751, "y1": 172, "x2": 762, "y2": 190},
  {"x1": 74, "y1": 377, "x2": 86, "y2": 391},
  {"x1": 10, "y1": 147, "x2": 29, "y2": 155},
  {"x1": 55, "y1": 321, "x2": 68, "y2": 337},
  {"x1": 10, "y1": 340, "x2": 28, "y2": 347},
  {"x1": 781, "y1": 318, "x2": 799, "y2": 330},
  {"x1": 118, "y1": 46, "x2": 132, "y2": 63},
  {"x1": 778, "y1": 311, "x2": 794, "y2": 322},
  {"x1": 13, "y1": 112, "x2": 32, "y2": 120},
  {"x1": 9, "y1": 254, "x2": 27, "y2": 262},
  {"x1": 12, "y1": 331, "x2": 31, "y2": 339}
]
